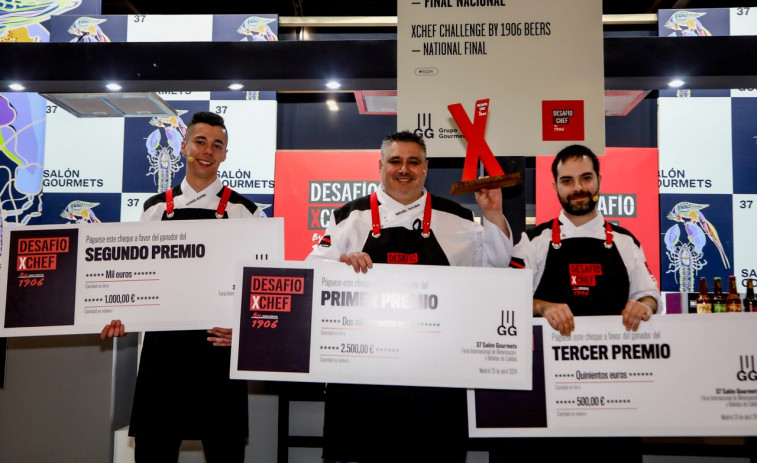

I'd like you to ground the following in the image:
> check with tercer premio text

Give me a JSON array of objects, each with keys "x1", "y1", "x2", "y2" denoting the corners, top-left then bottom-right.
[{"x1": 470, "y1": 314, "x2": 757, "y2": 437}]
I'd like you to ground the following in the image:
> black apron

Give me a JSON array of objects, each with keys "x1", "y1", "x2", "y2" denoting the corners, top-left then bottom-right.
[
  {"x1": 129, "y1": 186, "x2": 248, "y2": 439},
  {"x1": 510, "y1": 219, "x2": 641, "y2": 461},
  {"x1": 322, "y1": 193, "x2": 467, "y2": 463},
  {"x1": 533, "y1": 218, "x2": 630, "y2": 316}
]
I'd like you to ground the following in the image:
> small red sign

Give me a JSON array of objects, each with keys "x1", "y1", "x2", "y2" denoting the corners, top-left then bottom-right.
[
  {"x1": 387, "y1": 252, "x2": 419, "y2": 264},
  {"x1": 542, "y1": 100, "x2": 585, "y2": 141}
]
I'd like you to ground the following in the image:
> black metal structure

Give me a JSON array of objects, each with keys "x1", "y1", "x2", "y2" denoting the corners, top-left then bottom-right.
[{"x1": 5, "y1": 36, "x2": 757, "y2": 93}]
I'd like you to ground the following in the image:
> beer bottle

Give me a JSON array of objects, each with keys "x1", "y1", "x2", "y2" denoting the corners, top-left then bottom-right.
[
  {"x1": 712, "y1": 277, "x2": 726, "y2": 313},
  {"x1": 726, "y1": 275, "x2": 742, "y2": 312},
  {"x1": 696, "y1": 277, "x2": 712, "y2": 313},
  {"x1": 743, "y1": 279, "x2": 757, "y2": 312}
]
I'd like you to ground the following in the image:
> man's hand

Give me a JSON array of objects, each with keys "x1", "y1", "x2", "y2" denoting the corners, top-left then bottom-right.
[
  {"x1": 339, "y1": 252, "x2": 373, "y2": 274},
  {"x1": 207, "y1": 327, "x2": 233, "y2": 347},
  {"x1": 621, "y1": 298, "x2": 655, "y2": 332},
  {"x1": 100, "y1": 319, "x2": 126, "y2": 339},
  {"x1": 474, "y1": 187, "x2": 509, "y2": 238},
  {"x1": 534, "y1": 299, "x2": 575, "y2": 336}
]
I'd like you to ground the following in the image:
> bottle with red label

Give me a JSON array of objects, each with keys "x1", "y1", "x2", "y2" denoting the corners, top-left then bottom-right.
[{"x1": 726, "y1": 275, "x2": 742, "y2": 312}]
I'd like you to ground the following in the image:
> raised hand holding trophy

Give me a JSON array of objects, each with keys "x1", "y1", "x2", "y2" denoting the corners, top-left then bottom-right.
[{"x1": 447, "y1": 99, "x2": 521, "y2": 195}]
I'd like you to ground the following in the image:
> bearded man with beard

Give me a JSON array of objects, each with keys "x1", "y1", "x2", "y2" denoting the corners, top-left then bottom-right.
[{"x1": 510, "y1": 144, "x2": 660, "y2": 337}]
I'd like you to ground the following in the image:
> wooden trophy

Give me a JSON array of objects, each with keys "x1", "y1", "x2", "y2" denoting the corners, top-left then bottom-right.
[{"x1": 447, "y1": 98, "x2": 521, "y2": 195}]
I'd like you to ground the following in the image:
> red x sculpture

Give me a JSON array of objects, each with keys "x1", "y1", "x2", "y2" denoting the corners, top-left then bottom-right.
[{"x1": 447, "y1": 98, "x2": 521, "y2": 195}]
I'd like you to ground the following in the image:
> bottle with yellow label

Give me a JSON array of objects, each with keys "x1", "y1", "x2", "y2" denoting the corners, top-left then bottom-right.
[
  {"x1": 696, "y1": 277, "x2": 712, "y2": 313},
  {"x1": 726, "y1": 275, "x2": 742, "y2": 312}
]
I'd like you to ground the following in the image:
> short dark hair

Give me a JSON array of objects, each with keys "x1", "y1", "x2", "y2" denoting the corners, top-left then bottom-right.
[
  {"x1": 380, "y1": 131, "x2": 427, "y2": 160},
  {"x1": 186, "y1": 111, "x2": 227, "y2": 138},
  {"x1": 551, "y1": 144, "x2": 600, "y2": 181}
]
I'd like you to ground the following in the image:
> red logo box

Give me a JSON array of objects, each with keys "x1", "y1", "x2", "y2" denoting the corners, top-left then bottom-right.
[{"x1": 542, "y1": 100, "x2": 585, "y2": 141}]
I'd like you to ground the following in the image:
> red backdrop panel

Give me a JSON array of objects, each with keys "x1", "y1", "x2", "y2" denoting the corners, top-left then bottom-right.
[{"x1": 274, "y1": 150, "x2": 381, "y2": 261}]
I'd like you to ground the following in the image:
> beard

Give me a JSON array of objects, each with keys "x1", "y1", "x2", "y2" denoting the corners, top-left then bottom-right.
[{"x1": 559, "y1": 189, "x2": 598, "y2": 216}]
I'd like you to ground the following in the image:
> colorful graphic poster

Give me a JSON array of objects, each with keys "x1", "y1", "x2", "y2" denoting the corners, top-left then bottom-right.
[
  {"x1": 657, "y1": 8, "x2": 730, "y2": 37},
  {"x1": 659, "y1": 192, "x2": 733, "y2": 294},
  {"x1": 39, "y1": 97, "x2": 277, "y2": 224},
  {"x1": 49, "y1": 15, "x2": 128, "y2": 42},
  {"x1": 4, "y1": 14, "x2": 280, "y2": 231},
  {"x1": 470, "y1": 314, "x2": 757, "y2": 437},
  {"x1": 0, "y1": 0, "x2": 99, "y2": 44},
  {"x1": 49, "y1": 13, "x2": 278, "y2": 44},
  {"x1": 657, "y1": 8, "x2": 757, "y2": 294},
  {"x1": 273, "y1": 151, "x2": 381, "y2": 261},
  {"x1": 534, "y1": 148, "x2": 661, "y2": 287},
  {"x1": 232, "y1": 261, "x2": 534, "y2": 390},
  {"x1": 397, "y1": 0, "x2": 605, "y2": 157},
  {"x1": 0, "y1": 93, "x2": 47, "y2": 237}
]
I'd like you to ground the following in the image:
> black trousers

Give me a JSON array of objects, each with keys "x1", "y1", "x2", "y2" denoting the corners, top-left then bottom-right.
[
  {"x1": 490, "y1": 437, "x2": 642, "y2": 463},
  {"x1": 134, "y1": 435, "x2": 246, "y2": 463}
]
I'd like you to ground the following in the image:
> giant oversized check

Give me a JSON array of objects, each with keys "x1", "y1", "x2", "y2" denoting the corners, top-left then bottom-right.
[
  {"x1": 0, "y1": 218, "x2": 283, "y2": 336},
  {"x1": 470, "y1": 314, "x2": 757, "y2": 437},
  {"x1": 230, "y1": 261, "x2": 533, "y2": 390}
]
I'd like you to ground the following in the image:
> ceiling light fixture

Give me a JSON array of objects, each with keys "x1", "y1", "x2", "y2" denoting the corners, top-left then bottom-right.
[
  {"x1": 326, "y1": 81, "x2": 341, "y2": 90},
  {"x1": 604, "y1": 90, "x2": 651, "y2": 116},
  {"x1": 228, "y1": 83, "x2": 244, "y2": 90},
  {"x1": 105, "y1": 83, "x2": 122, "y2": 91},
  {"x1": 8, "y1": 83, "x2": 25, "y2": 91},
  {"x1": 39, "y1": 92, "x2": 177, "y2": 118},
  {"x1": 668, "y1": 79, "x2": 685, "y2": 88},
  {"x1": 354, "y1": 90, "x2": 397, "y2": 115}
]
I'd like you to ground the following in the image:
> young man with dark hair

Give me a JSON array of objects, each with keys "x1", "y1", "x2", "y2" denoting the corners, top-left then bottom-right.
[
  {"x1": 101, "y1": 111, "x2": 260, "y2": 462},
  {"x1": 512, "y1": 143, "x2": 660, "y2": 335},
  {"x1": 497, "y1": 144, "x2": 662, "y2": 463}
]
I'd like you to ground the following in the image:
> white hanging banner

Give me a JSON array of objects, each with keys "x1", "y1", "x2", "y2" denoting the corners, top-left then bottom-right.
[{"x1": 397, "y1": 0, "x2": 605, "y2": 157}]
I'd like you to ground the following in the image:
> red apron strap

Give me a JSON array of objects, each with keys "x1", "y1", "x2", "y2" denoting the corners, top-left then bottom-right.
[
  {"x1": 551, "y1": 217, "x2": 561, "y2": 249},
  {"x1": 370, "y1": 192, "x2": 433, "y2": 239},
  {"x1": 166, "y1": 187, "x2": 175, "y2": 218},
  {"x1": 421, "y1": 193, "x2": 432, "y2": 238},
  {"x1": 551, "y1": 217, "x2": 614, "y2": 249},
  {"x1": 216, "y1": 186, "x2": 232, "y2": 218},
  {"x1": 370, "y1": 192, "x2": 381, "y2": 237},
  {"x1": 604, "y1": 221, "x2": 614, "y2": 249}
]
